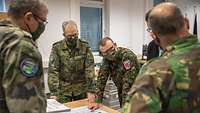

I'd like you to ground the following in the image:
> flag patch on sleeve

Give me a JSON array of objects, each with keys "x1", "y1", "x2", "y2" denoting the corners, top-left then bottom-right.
[{"x1": 123, "y1": 60, "x2": 131, "y2": 70}]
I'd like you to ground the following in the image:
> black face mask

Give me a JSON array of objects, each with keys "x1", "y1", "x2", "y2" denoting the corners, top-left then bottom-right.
[
  {"x1": 26, "y1": 22, "x2": 45, "y2": 41},
  {"x1": 103, "y1": 48, "x2": 117, "y2": 61},
  {"x1": 32, "y1": 22, "x2": 45, "y2": 41},
  {"x1": 64, "y1": 34, "x2": 78, "y2": 48}
]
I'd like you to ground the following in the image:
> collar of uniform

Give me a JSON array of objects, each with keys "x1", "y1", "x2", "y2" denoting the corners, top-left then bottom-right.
[
  {"x1": 75, "y1": 38, "x2": 81, "y2": 50},
  {"x1": 0, "y1": 19, "x2": 32, "y2": 38},
  {"x1": 62, "y1": 38, "x2": 80, "y2": 50},
  {"x1": 165, "y1": 35, "x2": 198, "y2": 53},
  {"x1": 62, "y1": 38, "x2": 69, "y2": 50},
  {"x1": 0, "y1": 19, "x2": 15, "y2": 27},
  {"x1": 0, "y1": 19, "x2": 35, "y2": 46}
]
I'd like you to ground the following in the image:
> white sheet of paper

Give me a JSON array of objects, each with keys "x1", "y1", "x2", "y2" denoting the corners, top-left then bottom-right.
[
  {"x1": 47, "y1": 99, "x2": 71, "y2": 113},
  {"x1": 69, "y1": 106, "x2": 108, "y2": 113}
]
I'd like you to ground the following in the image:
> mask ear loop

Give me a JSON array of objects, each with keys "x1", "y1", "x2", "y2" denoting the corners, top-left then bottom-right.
[{"x1": 24, "y1": 15, "x2": 34, "y2": 36}]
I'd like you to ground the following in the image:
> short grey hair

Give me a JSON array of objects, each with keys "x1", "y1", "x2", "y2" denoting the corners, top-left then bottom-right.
[
  {"x1": 8, "y1": 0, "x2": 47, "y2": 19},
  {"x1": 99, "y1": 37, "x2": 114, "y2": 47},
  {"x1": 62, "y1": 20, "x2": 77, "y2": 32}
]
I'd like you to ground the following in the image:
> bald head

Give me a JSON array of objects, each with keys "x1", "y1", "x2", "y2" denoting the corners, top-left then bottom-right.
[{"x1": 148, "y1": 2, "x2": 184, "y2": 36}]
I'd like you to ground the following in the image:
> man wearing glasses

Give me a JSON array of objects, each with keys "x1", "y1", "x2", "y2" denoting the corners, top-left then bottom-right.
[
  {"x1": 0, "y1": 0, "x2": 48, "y2": 113},
  {"x1": 88, "y1": 37, "x2": 140, "y2": 110},
  {"x1": 122, "y1": 2, "x2": 200, "y2": 113},
  {"x1": 48, "y1": 20, "x2": 95, "y2": 103},
  {"x1": 145, "y1": 9, "x2": 161, "y2": 61}
]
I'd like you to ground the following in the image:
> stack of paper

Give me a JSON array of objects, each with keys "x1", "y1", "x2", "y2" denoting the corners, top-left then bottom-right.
[{"x1": 47, "y1": 99, "x2": 71, "y2": 113}]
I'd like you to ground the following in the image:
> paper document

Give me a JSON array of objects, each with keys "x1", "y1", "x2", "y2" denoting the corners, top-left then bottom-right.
[
  {"x1": 47, "y1": 99, "x2": 71, "y2": 113},
  {"x1": 70, "y1": 106, "x2": 108, "y2": 113}
]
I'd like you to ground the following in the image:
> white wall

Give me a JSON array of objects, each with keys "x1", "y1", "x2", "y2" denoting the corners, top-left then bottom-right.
[
  {"x1": 38, "y1": 0, "x2": 80, "y2": 67},
  {"x1": 168, "y1": 0, "x2": 200, "y2": 40},
  {"x1": 108, "y1": 0, "x2": 132, "y2": 51},
  {"x1": 107, "y1": 0, "x2": 153, "y2": 55},
  {"x1": 130, "y1": 0, "x2": 147, "y2": 55}
]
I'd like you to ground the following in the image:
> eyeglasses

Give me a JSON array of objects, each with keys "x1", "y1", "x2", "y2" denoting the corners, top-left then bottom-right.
[
  {"x1": 33, "y1": 14, "x2": 48, "y2": 25},
  {"x1": 100, "y1": 46, "x2": 115, "y2": 56},
  {"x1": 146, "y1": 27, "x2": 152, "y2": 33}
]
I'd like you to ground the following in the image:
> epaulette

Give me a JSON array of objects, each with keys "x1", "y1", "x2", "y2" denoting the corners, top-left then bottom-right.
[
  {"x1": 53, "y1": 40, "x2": 62, "y2": 46},
  {"x1": 79, "y1": 39, "x2": 89, "y2": 44}
]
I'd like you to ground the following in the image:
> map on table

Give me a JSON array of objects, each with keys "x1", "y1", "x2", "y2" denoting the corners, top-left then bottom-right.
[
  {"x1": 47, "y1": 99, "x2": 108, "y2": 113},
  {"x1": 69, "y1": 106, "x2": 108, "y2": 113},
  {"x1": 55, "y1": 106, "x2": 108, "y2": 113}
]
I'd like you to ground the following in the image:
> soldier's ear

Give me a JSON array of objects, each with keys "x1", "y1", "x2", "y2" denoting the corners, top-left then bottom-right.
[{"x1": 24, "y1": 12, "x2": 33, "y2": 22}]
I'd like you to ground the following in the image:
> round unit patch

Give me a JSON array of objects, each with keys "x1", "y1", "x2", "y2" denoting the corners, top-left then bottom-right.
[{"x1": 20, "y1": 58, "x2": 39, "y2": 77}]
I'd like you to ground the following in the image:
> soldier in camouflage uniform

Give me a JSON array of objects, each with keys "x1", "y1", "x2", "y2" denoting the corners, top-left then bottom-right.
[
  {"x1": 48, "y1": 20, "x2": 95, "y2": 103},
  {"x1": 122, "y1": 2, "x2": 200, "y2": 113},
  {"x1": 0, "y1": 0, "x2": 48, "y2": 113},
  {"x1": 88, "y1": 37, "x2": 140, "y2": 110}
]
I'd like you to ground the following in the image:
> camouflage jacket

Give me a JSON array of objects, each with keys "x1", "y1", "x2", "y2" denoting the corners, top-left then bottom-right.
[
  {"x1": 0, "y1": 20, "x2": 46, "y2": 113},
  {"x1": 122, "y1": 35, "x2": 200, "y2": 113},
  {"x1": 48, "y1": 38, "x2": 95, "y2": 98},
  {"x1": 96, "y1": 47, "x2": 140, "y2": 105}
]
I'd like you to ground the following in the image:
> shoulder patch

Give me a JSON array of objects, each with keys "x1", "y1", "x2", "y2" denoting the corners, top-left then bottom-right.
[
  {"x1": 123, "y1": 60, "x2": 132, "y2": 70},
  {"x1": 79, "y1": 39, "x2": 89, "y2": 44},
  {"x1": 20, "y1": 58, "x2": 39, "y2": 77}
]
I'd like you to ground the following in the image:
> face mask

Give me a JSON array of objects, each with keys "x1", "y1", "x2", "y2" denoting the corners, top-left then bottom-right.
[
  {"x1": 103, "y1": 49, "x2": 116, "y2": 61},
  {"x1": 31, "y1": 22, "x2": 45, "y2": 41},
  {"x1": 65, "y1": 35, "x2": 78, "y2": 48}
]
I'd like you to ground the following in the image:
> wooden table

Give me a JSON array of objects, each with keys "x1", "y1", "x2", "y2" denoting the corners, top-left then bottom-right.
[
  {"x1": 64, "y1": 99, "x2": 120, "y2": 113},
  {"x1": 0, "y1": 12, "x2": 8, "y2": 20},
  {"x1": 138, "y1": 59, "x2": 147, "y2": 65}
]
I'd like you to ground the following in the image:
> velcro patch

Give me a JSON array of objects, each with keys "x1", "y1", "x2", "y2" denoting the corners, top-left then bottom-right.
[
  {"x1": 123, "y1": 60, "x2": 131, "y2": 70},
  {"x1": 20, "y1": 58, "x2": 38, "y2": 77}
]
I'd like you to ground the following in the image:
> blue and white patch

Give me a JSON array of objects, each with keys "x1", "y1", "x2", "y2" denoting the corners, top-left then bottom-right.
[{"x1": 20, "y1": 58, "x2": 39, "y2": 77}]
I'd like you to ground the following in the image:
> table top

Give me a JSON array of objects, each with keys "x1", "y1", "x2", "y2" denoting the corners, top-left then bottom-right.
[
  {"x1": 138, "y1": 59, "x2": 147, "y2": 65},
  {"x1": 64, "y1": 99, "x2": 120, "y2": 113}
]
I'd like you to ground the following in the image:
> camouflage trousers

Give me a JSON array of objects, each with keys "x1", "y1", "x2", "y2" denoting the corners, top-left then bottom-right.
[{"x1": 57, "y1": 93, "x2": 87, "y2": 103}]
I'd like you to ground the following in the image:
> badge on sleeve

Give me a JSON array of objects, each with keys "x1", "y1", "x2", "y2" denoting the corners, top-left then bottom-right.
[
  {"x1": 123, "y1": 60, "x2": 131, "y2": 70},
  {"x1": 20, "y1": 58, "x2": 39, "y2": 77}
]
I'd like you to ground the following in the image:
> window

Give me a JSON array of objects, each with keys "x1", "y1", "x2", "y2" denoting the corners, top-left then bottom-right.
[
  {"x1": 154, "y1": 0, "x2": 166, "y2": 6},
  {"x1": 0, "y1": 0, "x2": 6, "y2": 12},
  {"x1": 0, "y1": 0, "x2": 10, "y2": 12},
  {"x1": 80, "y1": 0, "x2": 104, "y2": 52},
  {"x1": 80, "y1": 7, "x2": 102, "y2": 51}
]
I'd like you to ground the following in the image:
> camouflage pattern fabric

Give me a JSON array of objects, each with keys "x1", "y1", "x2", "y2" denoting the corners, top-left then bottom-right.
[
  {"x1": 0, "y1": 20, "x2": 46, "y2": 113},
  {"x1": 48, "y1": 38, "x2": 95, "y2": 103},
  {"x1": 122, "y1": 35, "x2": 200, "y2": 113},
  {"x1": 96, "y1": 47, "x2": 140, "y2": 106}
]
